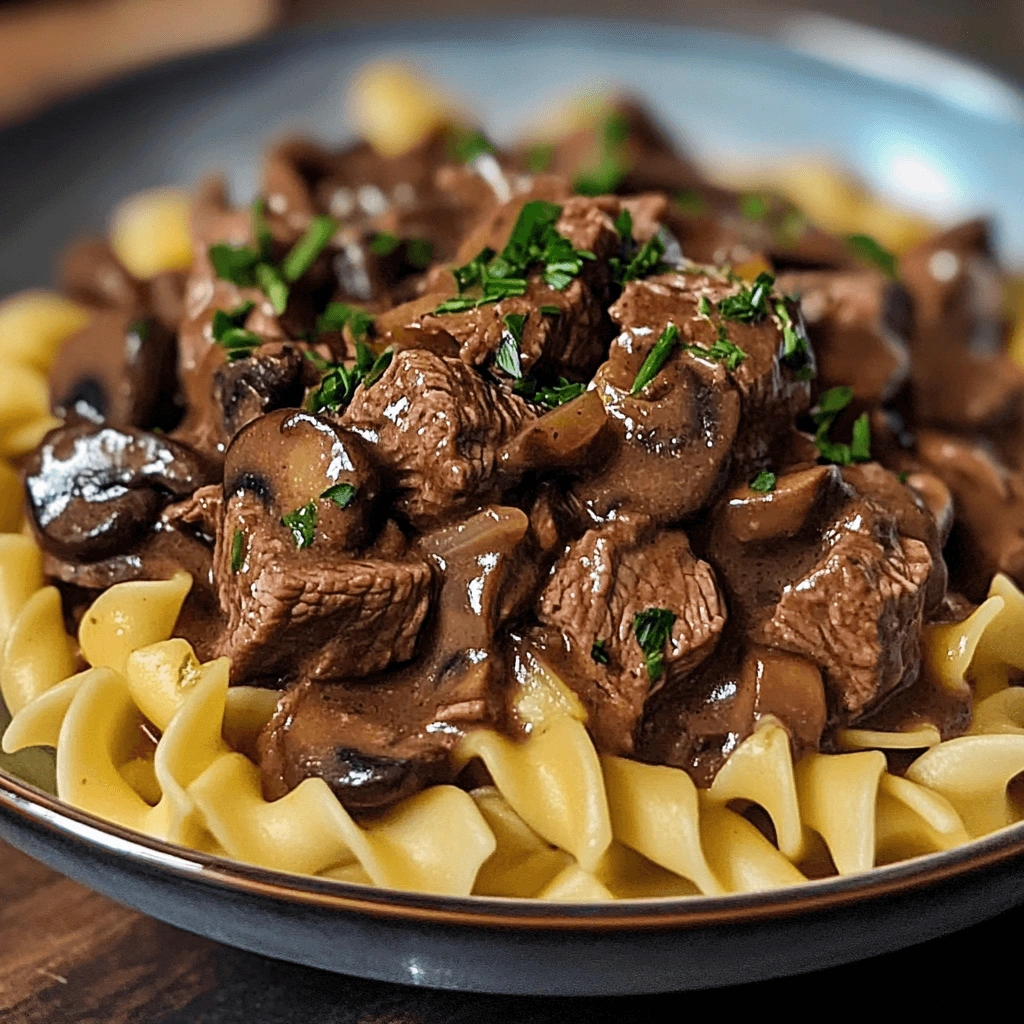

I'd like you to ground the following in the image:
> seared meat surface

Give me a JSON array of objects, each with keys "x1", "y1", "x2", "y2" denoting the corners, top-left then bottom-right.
[{"x1": 25, "y1": 88, "x2": 1024, "y2": 815}]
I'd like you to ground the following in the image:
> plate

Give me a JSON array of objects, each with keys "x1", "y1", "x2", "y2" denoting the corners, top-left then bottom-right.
[{"x1": 2, "y1": 16, "x2": 1024, "y2": 996}]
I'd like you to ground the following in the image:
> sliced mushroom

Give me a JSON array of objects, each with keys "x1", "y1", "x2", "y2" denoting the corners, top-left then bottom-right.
[{"x1": 24, "y1": 422, "x2": 215, "y2": 560}]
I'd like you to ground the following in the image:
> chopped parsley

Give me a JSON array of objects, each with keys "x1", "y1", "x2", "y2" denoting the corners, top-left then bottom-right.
[
  {"x1": 254, "y1": 262, "x2": 289, "y2": 315},
  {"x1": 496, "y1": 313, "x2": 526, "y2": 378},
  {"x1": 306, "y1": 341, "x2": 391, "y2": 413},
  {"x1": 435, "y1": 200, "x2": 593, "y2": 313},
  {"x1": 281, "y1": 501, "x2": 318, "y2": 549},
  {"x1": 128, "y1": 319, "x2": 150, "y2": 341},
  {"x1": 513, "y1": 376, "x2": 586, "y2": 408},
  {"x1": 898, "y1": 470, "x2": 910, "y2": 484},
  {"x1": 774, "y1": 299, "x2": 813, "y2": 378},
  {"x1": 631, "y1": 323, "x2": 680, "y2": 394},
  {"x1": 539, "y1": 304, "x2": 561, "y2": 315},
  {"x1": 847, "y1": 233, "x2": 898, "y2": 279},
  {"x1": 614, "y1": 208, "x2": 633, "y2": 239},
  {"x1": 686, "y1": 326, "x2": 747, "y2": 372},
  {"x1": 406, "y1": 238, "x2": 433, "y2": 270},
  {"x1": 740, "y1": 193, "x2": 770, "y2": 221},
  {"x1": 717, "y1": 271, "x2": 775, "y2": 324},
  {"x1": 527, "y1": 143, "x2": 554, "y2": 173},
  {"x1": 609, "y1": 212, "x2": 669, "y2": 285},
  {"x1": 750, "y1": 471, "x2": 777, "y2": 493},
  {"x1": 632, "y1": 607, "x2": 676, "y2": 683},
  {"x1": 369, "y1": 231, "x2": 402, "y2": 257},
  {"x1": 697, "y1": 295, "x2": 712, "y2": 317},
  {"x1": 321, "y1": 482, "x2": 357, "y2": 509},
  {"x1": 591, "y1": 639, "x2": 610, "y2": 665},
  {"x1": 447, "y1": 126, "x2": 495, "y2": 163},
  {"x1": 281, "y1": 214, "x2": 337, "y2": 282},
  {"x1": 211, "y1": 301, "x2": 261, "y2": 361},
  {"x1": 574, "y1": 111, "x2": 631, "y2": 196},
  {"x1": 252, "y1": 197, "x2": 273, "y2": 259},
  {"x1": 208, "y1": 243, "x2": 260, "y2": 286},
  {"x1": 230, "y1": 529, "x2": 245, "y2": 573},
  {"x1": 674, "y1": 189, "x2": 707, "y2": 215},
  {"x1": 811, "y1": 385, "x2": 871, "y2": 465},
  {"x1": 315, "y1": 302, "x2": 374, "y2": 341}
]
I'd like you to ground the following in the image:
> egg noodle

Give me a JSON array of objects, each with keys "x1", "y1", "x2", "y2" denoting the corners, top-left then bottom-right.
[{"x1": 3, "y1": 65, "x2": 1024, "y2": 901}]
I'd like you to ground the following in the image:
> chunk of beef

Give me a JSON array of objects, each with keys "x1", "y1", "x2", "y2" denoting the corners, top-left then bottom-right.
[
  {"x1": 24, "y1": 422, "x2": 215, "y2": 561},
  {"x1": 342, "y1": 348, "x2": 536, "y2": 526},
  {"x1": 637, "y1": 642, "x2": 827, "y2": 787},
  {"x1": 574, "y1": 270, "x2": 813, "y2": 523},
  {"x1": 915, "y1": 429, "x2": 1024, "y2": 601},
  {"x1": 258, "y1": 506, "x2": 532, "y2": 811},
  {"x1": 777, "y1": 269, "x2": 912, "y2": 405},
  {"x1": 705, "y1": 465, "x2": 932, "y2": 722},
  {"x1": 213, "y1": 409, "x2": 433, "y2": 681},
  {"x1": 534, "y1": 516, "x2": 726, "y2": 755},
  {"x1": 901, "y1": 219, "x2": 1024, "y2": 435}
]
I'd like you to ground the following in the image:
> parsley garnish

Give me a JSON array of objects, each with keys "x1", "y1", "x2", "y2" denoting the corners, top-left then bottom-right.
[
  {"x1": 315, "y1": 302, "x2": 374, "y2": 341},
  {"x1": 254, "y1": 262, "x2": 288, "y2": 315},
  {"x1": 774, "y1": 299, "x2": 812, "y2": 377},
  {"x1": 252, "y1": 198, "x2": 273, "y2": 259},
  {"x1": 281, "y1": 501, "x2": 317, "y2": 549},
  {"x1": 847, "y1": 234, "x2": 898, "y2": 279},
  {"x1": 527, "y1": 143, "x2": 554, "y2": 173},
  {"x1": 574, "y1": 111, "x2": 630, "y2": 196},
  {"x1": 591, "y1": 639, "x2": 610, "y2": 665},
  {"x1": 436, "y1": 201, "x2": 592, "y2": 313},
  {"x1": 631, "y1": 323, "x2": 680, "y2": 394},
  {"x1": 718, "y1": 271, "x2": 775, "y2": 324},
  {"x1": 209, "y1": 243, "x2": 260, "y2": 286},
  {"x1": 811, "y1": 386, "x2": 871, "y2": 465},
  {"x1": 305, "y1": 341, "x2": 391, "y2": 413},
  {"x1": 212, "y1": 301, "x2": 260, "y2": 362},
  {"x1": 750, "y1": 471, "x2": 777, "y2": 493},
  {"x1": 686, "y1": 326, "x2": 747, "y2": 372},
  {"x1": 898, "y1": 470, "x2": 910, "y2": 484},
  {"x1": 740, "y1": 193, "x2": 770, "y2": 221},
  {"x1": 406, "y1": 238, "x2": 433, "y2": 270},
  {"x1": 447, "y1": 127, "x2": 495, "y2": 163},
  {"x1": 370, "y1": 231, "x2": 401, "y2": 257},
  {"x1": 321, "y1": 483, "x2": 356, "y2": 509},
  {"x1": 362, "y1": 348, "x2": 394, "y2": 389},
  {"x1": 513, "y1": 376, "x2": 586, "y2": 408},
  {"x1": 697, "y1": 295, "x2": 712, "y2": 317},
  {"x1": 614, "y1": 208, "x2": 633, "y2": 239},
  {"x1": 674, "y1": 189, "x2": 707, "y2": 214},
  {"x1": 632, "y1": 607, "x2": 676, "y2": 683},
  {"x1": 539, "y1": 304, "x2": 561, "y2": 315},
  {"x1": 609, "y1": 213, "x2": 669, "y2": 285},
  {"x1": 281, "y1": 215, "x2": 337, "y2": 282},
  {"x1": 230, "y1": 529, "x2": 245, "y2": 573},
  {"x1": 128, "y1": 319, "x2": 150, "y2": 342},
  {"x1": 496, "y1": 313, "x2": 526, "y2": 378}
]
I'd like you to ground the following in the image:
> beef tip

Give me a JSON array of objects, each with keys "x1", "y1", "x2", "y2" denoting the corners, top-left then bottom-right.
[
  {"x1": 341, "y1": 348, "x2": 536, "y2": 526},
  {"x1": 58, "y1": 236, "x2": 185, "y2": 332},
  {"x1": 637, "y1": 642, "x2": 827, "y2": 787},
  {"x1": 574, "y1": 270, "x2": 813, "y2": 523},
  {"x1": 916, "y1": 429, "x2": 1024, "y2": 600},
  {"x1": 534, "y1": 516, "x2": 726, "y2": 755},
  {"x1": 777, "y1": 269, "x2": 912, "y2": 405},
  {"x1": 392, "y1": 193, "x2": 637, "y2": 381},
  {"x1": 214, "y1": 409, "x2": 432, "y2": 681},
  {"x1": 258, "y1": 506, "x2": 532, "y2": 811},
  {"x1": 901, "y1": 219, "x2": 1024, "y2": 434},
  {"x1": 49, "y1": 311, "x2": 180, "y2": 430},
  {"x1": 24, "y1": 422, "x2": 215, "y2": 562},
  {"x1": 213, "y1": 343, "x2": 312, "y2": 439},
  {"x1": 840, "y1": 461, "x2": 948, "y2": 613},
  {"x1": 705, "y1": 465, "x2": 932, "y2": 722}
]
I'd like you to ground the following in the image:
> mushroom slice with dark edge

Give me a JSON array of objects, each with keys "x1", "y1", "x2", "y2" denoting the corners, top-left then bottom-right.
[{"x1": 24, "y1": 421, "x2": 214, "y2": 562}]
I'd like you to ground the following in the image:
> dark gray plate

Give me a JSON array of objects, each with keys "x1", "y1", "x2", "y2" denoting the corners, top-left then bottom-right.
[{"x1": 2, "y1": 17, "x2": 1024, "y2": 996}]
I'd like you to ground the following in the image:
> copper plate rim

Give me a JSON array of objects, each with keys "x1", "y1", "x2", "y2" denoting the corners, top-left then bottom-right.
[{"x1": 2, "y1": 767, "x2": 1024, "y2": 931}]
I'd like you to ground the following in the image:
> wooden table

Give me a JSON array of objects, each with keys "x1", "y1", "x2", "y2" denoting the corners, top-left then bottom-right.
[{"x1": 0, "y1": 838, "x2": 1015, "y2": 1022}]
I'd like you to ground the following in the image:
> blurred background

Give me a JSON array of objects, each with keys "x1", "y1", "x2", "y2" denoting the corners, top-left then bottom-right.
[{"x1": 1, "y1": 0, "x2": 1022, "y2": 128}]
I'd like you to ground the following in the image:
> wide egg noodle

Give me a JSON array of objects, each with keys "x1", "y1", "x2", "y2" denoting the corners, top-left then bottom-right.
[
  {"x1": 969, "y1": 686, "x2": 1024, "y2": 736},
  {"x1": 923, "y1": 595, "x2": 1003, "y2": 695},
  {"x1": 835, "y1": 725, "x2": 942, "y2": 751},
  {"x1": 457, "y1": 716, "x2": 612, "y2": 873},
  {"x1": 3, "y1": 668, "x2": 92, "y2": 754},
  {"x1": 873, "y1": 773, "x2": 969, "y2": 863},
  {"x1": 705, "y1": 717, "x2": 804, "y2": 860},
  {"x1": 970, "y1": 573, "x2": 1024, "y2": 699}
]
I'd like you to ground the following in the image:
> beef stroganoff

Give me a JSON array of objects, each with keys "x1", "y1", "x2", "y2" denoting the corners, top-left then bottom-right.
[{"x1": 2, "y1": 63, "x2": 1024, "y2": 900}]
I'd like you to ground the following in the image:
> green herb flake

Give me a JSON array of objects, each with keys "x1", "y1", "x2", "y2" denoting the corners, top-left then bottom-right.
[
  {"x1": 697, "y1": 295, "x2": 712, "y2": 317},
  {"x1": 496, "y1": 313, "x2": 526, "y2": 378},
  {"x1": 674, "y1": 189, "x2": 708, "y2": 215},
  {"x1": 616, "y1": 234, "x2": 667, "y2": 284},
  {"x1": 448, "y1": 127, "x2": 496, "y2": 163},
  {"x1": 254, "y1": 262, "x2": 289, "y2": 315},
  {"x1": 539, "y1": 304, "x2": 562, "y2": 315},
  {"x1": 321, "y1": 482, "x2": 357, "y2": 509},
  {"x1": 632, "y1": 607, "x2": 676, "y2": 683},
  {"x1": 281, "y1": 214, "x2": 338, "y2": 283},
  {"x1": 128, "y1": 319, "x2": 150, "y2": 342},
  {"x1": 252, "y1": 198, "x2": 273, "y2": 260},
  {"x1": 740, "y1": 193, "x2": 770, "y2": 221},
  {"x1": 631, "y1": 323, "x2": 680, "y2": 394},
  {"x1": 230, "y1": 529, "x2": 245, "y2": 573},
  {"x1": 774, "y1": 299, "x2": 812, "y2": 373},
  {"x1": 406, "y1": 237, "x2": 433, "y2": 270},
  {"x1": 750, "y1": 471, "x2": 777, "y2": 493},
  {"x1": 614, "y1": 208, "x2": 633, "y2": 239},
  {"x1": 281, "y1": 501, "x2": 318, "y2": 549},
  {"x1": 898, "y1": 470, "x2": 910, "y2": 484},
  {"x1": 369, "y1": 231, "x2": 402, "y2": 257},
  {"x1": 810, "y1": 385, "x2": 867, "y2": 466},
  {"x1": 209, "y1": 243, "x2": 260, "y2": 287},
  {"x1": 574, "y1": 111, "x2": 631, "y2": 196},
  {"x1": 847, "y1": 233, "x2": 898, "y2": 279},
  {"x1": 685, "y1": 326, "x2": 747, "y2": 372},
  {"x1": 527, "y1": 143, "x2": 554, "y2": 173},
  {"x1": 850, "y1": 412, "x2": 872, "y2": 462},
  {"x1": 362, "y1": 348, "x2": 394, "y2": 389},
  {"x1": 211, "y1": 301, "x2": 260, "y2": 361},
  {"x1": 718, "y1": 271, "x2": 775, "y2": 324},
  {"x1": 591, "y1": 639, "x2": 610, "y2": 665},
  {"x1": 315, "y1": 302, "x2": 374, "y2": 341}
]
